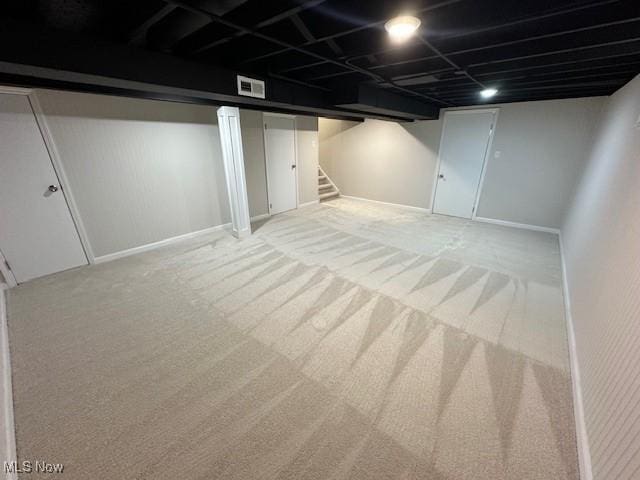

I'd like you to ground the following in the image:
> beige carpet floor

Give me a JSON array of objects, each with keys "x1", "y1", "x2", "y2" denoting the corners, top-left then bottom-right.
[{"x1": 7, "y1": 197, "x2": 577, "y2": 479}]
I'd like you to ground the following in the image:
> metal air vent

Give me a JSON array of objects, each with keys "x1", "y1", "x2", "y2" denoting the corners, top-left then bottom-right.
[{"x1": 237, "y1": 75, "x2": 265, "y2": 99}]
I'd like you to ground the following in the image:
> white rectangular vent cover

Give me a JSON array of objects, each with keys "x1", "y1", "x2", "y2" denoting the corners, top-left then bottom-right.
[{"x1": 237, "y1": 75, "x2": 265, "y2": 99}]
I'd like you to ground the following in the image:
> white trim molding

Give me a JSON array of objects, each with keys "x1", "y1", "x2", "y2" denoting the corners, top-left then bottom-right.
[
  {"x1": 94, "y1": 223, "x2": 230, "y2": 264},
  {"x1": 341, "y1": 195, "x2": 432, "y2": 214},
  {"x1": 298, "y1": 199, "x2": 320, "y2": 208},
  {"x1": 471, "y1": 109, "x2": 500, "y2": 220},
  {"x1": 559, "y1": 234, "x2": 593, "y2": 480},
  {"x1": 0, "y1": 286, "x2": 18, "y2": 480},
  {"x1": 473, "y1": 216, "x2": 560, "y2": 235}
]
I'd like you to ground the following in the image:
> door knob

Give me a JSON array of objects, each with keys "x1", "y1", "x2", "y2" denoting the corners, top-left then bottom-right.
[
  {"x1": 291, "y1": 165, "x2": 296, "y2": 169},
  {"x1": 48, "y1": 185, "x2": 59, "y2": 192},
  {"x1": 438, "y1": 174, "x2": 445, "y2": 179}
]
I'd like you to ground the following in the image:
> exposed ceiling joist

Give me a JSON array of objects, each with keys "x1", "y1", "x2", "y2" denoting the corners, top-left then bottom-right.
[
  {"x1": 246, "y1": 0, "x2": 624, "y2": 75},
  {"x1": 290, "y1": 14, "x2": 316, "y2": 42},
  {"x1": 163, "y1": 0, "x2": 449, "y2": 106},
  {"x1": 2, "y1": 0, "x2": 637, "y2": 113},
  {"x1": 191, "y1": 0, "x2": 328, "y2": 54},
  {"x1": 237, "y1": 0, "x2": 464, "y2": 65},
  {"x1": 300, "y1": 16, "x2": 640, "y2": 81},
  {"x1": 128, "y1": 5, "x2": 177, "y2": 46}
]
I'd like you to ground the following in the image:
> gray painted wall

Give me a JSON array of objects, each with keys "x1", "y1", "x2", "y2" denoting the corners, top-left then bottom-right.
[
  {"x1": 474, "y1": 98, "x2": 603, "y2": 227},
  {"x1": 240, "y1": 109, "x2": 269, "y2": 218},
  {"x1": 319, "y1": 96, "x2": 604, "y2": 228},
  {"x1": 562, "y1": 74, "x2": 640, "y2": 480},
  {"x1": 36, "y1": 89, "x2": 230, "y2": 258},
  {"x1": 319, "y1": 118, "x2": 441, "y2": 210}
]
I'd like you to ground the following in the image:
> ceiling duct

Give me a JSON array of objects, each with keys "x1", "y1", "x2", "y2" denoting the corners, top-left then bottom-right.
[{"x1": 331, "y1": 84, "x2": 439, "y2": 121}]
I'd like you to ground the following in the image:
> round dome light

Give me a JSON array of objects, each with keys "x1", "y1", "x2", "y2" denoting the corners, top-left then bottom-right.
[
  {"x1": 385, "y1": 15, "x2": 421, "y2": 42},
  {"x1": 480, "y1": 88, "x2": 498, "y2": 98}
]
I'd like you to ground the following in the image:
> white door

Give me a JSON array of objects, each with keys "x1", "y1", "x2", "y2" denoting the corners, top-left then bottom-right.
[
  {"x1": 264, "y1": 115, "x2": 297, "y2": 214},
  {"x1": 433, "y1": 110, "x2": 496, "y2": 218},
  {"x1": 0, "y1": 93, "x2": 87, "y2": 283}
]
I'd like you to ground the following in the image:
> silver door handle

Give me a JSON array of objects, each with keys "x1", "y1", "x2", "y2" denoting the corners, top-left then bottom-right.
[{"x1": 48, "y1": 185, "x2": 59, "y2": 192}]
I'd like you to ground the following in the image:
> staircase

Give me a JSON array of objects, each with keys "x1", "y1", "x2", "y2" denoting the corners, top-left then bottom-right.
[{"x1": 318, "y1": 166, "x2": 339, "y2": 201}]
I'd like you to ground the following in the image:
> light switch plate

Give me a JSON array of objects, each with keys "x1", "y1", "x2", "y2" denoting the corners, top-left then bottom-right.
[{"x1": 494, "y1": 150, "x2": 501, "y2": 158}]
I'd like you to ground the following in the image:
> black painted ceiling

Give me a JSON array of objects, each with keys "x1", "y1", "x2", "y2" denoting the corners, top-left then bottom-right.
[{"x1": 5, "y1": 0, "x2": 640, "y2": 109}]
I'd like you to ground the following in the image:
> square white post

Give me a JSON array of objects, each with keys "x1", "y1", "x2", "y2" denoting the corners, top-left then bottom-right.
[{"x1": 217, "y1": 106, "x2": 251, "y2": 239}]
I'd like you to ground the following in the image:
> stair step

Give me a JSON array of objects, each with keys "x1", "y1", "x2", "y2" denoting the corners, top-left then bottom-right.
[
  {"x1": 318, "y1": 175, "x2": 326, "y2": 180},
  {"x1": 320, "y1": 191, "x2": 339, "y2": 200},
  {"x1": 319, "y1": 183, "x2": 333, "y2": 191}
]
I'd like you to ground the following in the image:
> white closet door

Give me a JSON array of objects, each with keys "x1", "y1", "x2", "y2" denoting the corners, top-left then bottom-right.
[
  {"x1": 0, "y1": 94, "x2": 87, "y2": 283},
  {"x1": 433, "y1": 111, "x2": 495, "y2": 219},
  {"x1": 264, "y1": 115, "x2": 297, "y2": 215}
]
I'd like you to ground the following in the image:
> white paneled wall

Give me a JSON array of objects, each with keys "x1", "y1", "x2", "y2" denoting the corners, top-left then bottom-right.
[
  {"x1": 35, "y1": 90, "x2": 230, "y2": 258},
  {"x1": 562, "y1": 74, "x2": 640, "y2": 480}
]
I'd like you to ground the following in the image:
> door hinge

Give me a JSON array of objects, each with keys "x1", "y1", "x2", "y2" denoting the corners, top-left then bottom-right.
[
  {"x1": 264, "y1": 123, "x2": 267, "y2": 129},
  {"x1": 4, "y1": 260, "x2": 11, "y2": 271}
]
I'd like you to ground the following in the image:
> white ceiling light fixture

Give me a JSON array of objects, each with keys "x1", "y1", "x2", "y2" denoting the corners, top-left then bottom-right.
[
  {"x1": 480, "y1": 88, "x2": 498, "y2": 98},
  {"x1": 385, "y1": 15, "x2": 421, "y2": 42}
]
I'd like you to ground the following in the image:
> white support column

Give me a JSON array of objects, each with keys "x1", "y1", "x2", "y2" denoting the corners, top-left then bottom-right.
[{"x1": 217, "y1": 106, "x2": 251, "y2": 239}]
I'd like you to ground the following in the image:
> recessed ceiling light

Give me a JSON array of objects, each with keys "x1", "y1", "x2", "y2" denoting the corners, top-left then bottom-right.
[
  {"x1": 385, "y1": 15, "x2": 421, "y2": 42},
  {"x1": 480, "y1": 88, "x2": 498, "y2": 98}
]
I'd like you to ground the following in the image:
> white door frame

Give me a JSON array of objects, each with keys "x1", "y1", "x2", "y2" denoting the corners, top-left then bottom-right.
[
  {"x1": 0, "y1": 86, "x2": 94, "y2": 286},
  {"x1": 429, "y1": 108, "x2": 499, "y2": 220},
  {"x1": 0, "y1": 248, "x2": 16, "y2": 288},
  {"x1": 263, "y1": 112, "x2": 299, "y2": 214}
]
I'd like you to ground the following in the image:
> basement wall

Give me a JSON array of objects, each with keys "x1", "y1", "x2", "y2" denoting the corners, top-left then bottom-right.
[
  {"x1": 35, "y1": 89, "x2": 230, "y2": 258},
  {"x1": 319, "y1": 117, "x2": 441, "y2": 211},
  {"x1": 319, "y1": 96, "x2": 604, "y2": 229},
  {"x1": 562, "y1": 74, "x2": 640, "y2": 480}
]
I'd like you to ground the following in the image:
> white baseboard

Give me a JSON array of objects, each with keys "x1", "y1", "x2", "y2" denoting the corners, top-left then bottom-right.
[
  {"x1": 340, "y1": 195, "x2": 431, "y2": 214},
  {"x1": 94, "y1": 223, "x2": 230, "y2": 264},
  {"x1": 250, "y1": 213, "x2": 271, "y2": 222},
  {"x1": 0, "y1": 285, "x2": 17, "y2": 480},
  {"x1": 559, "y1": 234, "x2": 593, "y2": 480},
  {"x1": 473, "y1": 216, "x2": 560, "y2": 235},
  {"x1": 298, "y1": 200, "x2": 320, "y2": 208}
]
